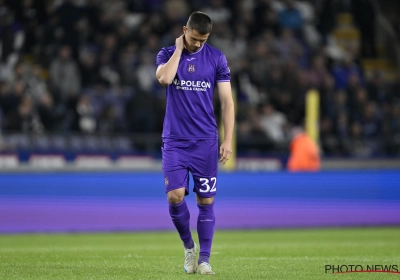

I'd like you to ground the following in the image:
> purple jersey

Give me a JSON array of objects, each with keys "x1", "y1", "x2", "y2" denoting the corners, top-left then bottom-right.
[{"x1": 156, "y1": 44, "x2": 230, "y2": 139}]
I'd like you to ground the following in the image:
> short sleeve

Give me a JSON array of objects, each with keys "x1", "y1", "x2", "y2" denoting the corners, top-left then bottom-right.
[
  {"x1": 216, "y1": 53, "x2": 231, "y2": 82},
  {"x1": 156, "y1": 48, "x2": 170, "y2": 67}
]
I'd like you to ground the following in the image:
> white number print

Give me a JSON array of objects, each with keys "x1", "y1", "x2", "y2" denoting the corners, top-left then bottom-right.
[{"x1": 199, "y1": 177, "x2": 217, "y2": 193}]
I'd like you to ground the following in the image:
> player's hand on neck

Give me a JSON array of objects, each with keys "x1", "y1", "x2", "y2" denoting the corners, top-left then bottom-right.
[{"x1": 175, "y1": 34, "x2": 185, "y2": 52}]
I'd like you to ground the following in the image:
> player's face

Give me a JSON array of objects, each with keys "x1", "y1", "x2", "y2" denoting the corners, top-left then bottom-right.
[{"x1": 183, "y1": 27, "x2": 209, "y2": 53}]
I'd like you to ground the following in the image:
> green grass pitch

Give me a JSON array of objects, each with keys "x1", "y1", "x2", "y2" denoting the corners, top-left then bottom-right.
[{"x1": 1, "y1": 227, "x2": 399, "y2": 279}]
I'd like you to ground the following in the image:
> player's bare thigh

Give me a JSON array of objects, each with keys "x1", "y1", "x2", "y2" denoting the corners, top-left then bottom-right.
[{"x1": 167, "y1": 188, "x2": 214, "y2": 205}]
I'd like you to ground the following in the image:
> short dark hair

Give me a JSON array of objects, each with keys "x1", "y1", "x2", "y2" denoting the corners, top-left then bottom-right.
[{"x1": 187, "y1": 11, "x2": 212, "y2": 35}]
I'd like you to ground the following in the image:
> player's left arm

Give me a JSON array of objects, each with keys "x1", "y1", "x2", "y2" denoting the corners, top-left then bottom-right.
[{"x1": 217, "y1": 82, "x2": 235, "y2": 165}]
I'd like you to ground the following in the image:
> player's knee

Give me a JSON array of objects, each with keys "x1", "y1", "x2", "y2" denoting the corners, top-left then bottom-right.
[{"x1": 167, "y1": 190, "x2": 185, "y2": 204}]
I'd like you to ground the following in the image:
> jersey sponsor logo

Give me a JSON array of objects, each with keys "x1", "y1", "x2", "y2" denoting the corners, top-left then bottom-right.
[
  {"x1": 188, "y1": 64, "x2": 195, "y2": 73},
  {"x1": 172, "y1": 79, "x2": 211, "y2": 92},
  {"x1": 164, "y1": 176, "x2": 169, "y2": 187},
  {"x1": 173, "y1": 79, "x2": 211, "y2": 88}
]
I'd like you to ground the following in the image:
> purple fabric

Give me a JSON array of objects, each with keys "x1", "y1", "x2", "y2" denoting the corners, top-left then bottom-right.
[
  {"x1": 162, "y1": 139, "x2": 218, "y2": 197},
  {"x1": 169, "y1": 200, "x2": 193, "y2": 246},
  {"x1": 156, "y1": 43, "x2": 230, "y2": 139},
  {"x1": 197, "y1": 203, "x2": 215, "y2": 264},
  {"x1": 1, "y1": 197, "x2": 399, "y2": 233}
]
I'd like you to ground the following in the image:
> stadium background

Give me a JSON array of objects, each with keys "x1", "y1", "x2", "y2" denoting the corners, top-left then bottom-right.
[{"x1": 1, "y1": 0, "x2": 400, "y2": 233}]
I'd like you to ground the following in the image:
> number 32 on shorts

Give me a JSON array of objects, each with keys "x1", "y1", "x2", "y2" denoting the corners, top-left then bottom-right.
[{"x1": 199, "y1": 177, "x2": 217, "y2": 193}]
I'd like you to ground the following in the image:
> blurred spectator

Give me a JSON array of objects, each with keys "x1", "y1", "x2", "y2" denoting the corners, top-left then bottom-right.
[
  {"x1": 0, "y1": 7, "x2": 24, "y2": 81},
  {"x1": 14, "y1": 0, "x2": 46, "y2": 55},
  {"x1": 267, "y1": 67, "x2": 285, "y2": 101},
  {"x1": 97, "y1": 50, "x2": 120, "y2": 87},
  {"x1": 367, "y1": 71, "x2": 391, "y2": 105},
  {"x1": 314, "y1": 0, "x2": 336, "y2": 45},
  {"x1": 115, "y1": 22, "x2": 134, "y2": 51},
  {"x1": 276, "y1": 28, "x2": 303, "y2": 61},
  {"x1": 163, "y1": 0, "x2": 190, "y2": 24},
  {"x1": 7, "y1": 94, "x2": 42, "y2": 133},
  {"x1": 101, "y1": 0, "x2": 127, "y2": 23},
  {"x1": 287, "y1": 126, "x2": 320, "y2": 172},
  {"x1": 237, "y1": 105, "x2": 272, "y2": 152},
  {"x1": 335, "y1": 111, "x2": 350, "y2": 140},
  {"x1": 331, "y1": 55, "x2": 364, "y2": 90},
  {"x1": 39, "y1": 6, "x2": 63, "y2": 66},
  {"x1": 332, "y1": 90, "x2": 349, "y2": 119},
  {"x1": 320, "y1": 116, "x2": 341, "y2": 155},
  {"x1": 319, "y1": 75, "x2": 336, "y2": 118},
  {"x1": 350, "y1": 86, "x2": 369, "y2": 121},
  {"x1": 296, "y1": 0, "x2": 320, "y2": 49},
  {"x1": 253, "y1": 0, "x2": 280, "y2": 36},
  {"x1": 282, "y1": 90, "x2": 303, "y2": 126},
  {"x1": 161, "y1": 23, "x2": 183, "y2": 48},
  {"x1": 49, "y1": 45, "x2": 81, "y2": 102},
  {"x1": 82, "y1": 0, "x2": 101, "y2": 43},
  {"x1": 259, "y1": 103, "x2": 288, "y2": 143},
  {"x1": 37, "y1": 91, "x2": 61, "y2": 131},
  {"x1": 282, "y1": 56, "x2": 301, "y2": 93},
  {"x1": 146, "y1": 12, "x2": 169, "y2": 38},
  {"x1": 233, "y1": 58, "x2": 260, "y2": 105},
  {"x1": 343, "y1": 121, "x2": 373, "y2": 157},
  {"x1": 136, "y1": 52, "x2": 158, "y2": 93},
  {"x1": 202, "y1": 0, "x2": 231, "y2": 24},
  {"x1": 0, "y1": 80, "x2": 23, "y2": 130},
  {"x1": 232, "y1": 2, "x2": 255, "y2": 38},
  {"x1": 80, "y1": 51, "x2": 101, "y2": 88},
  {"x1": 307, "y1": 54, "x2": 330, "y2": 90},
  {"x1": 54, "y1": 0, "x2": 83, "y2": 59},
  {"x1": 86, "y1": 82, "x2": 109, "y2": 117},
  {"x1": 75, "y1": 94, "x2": 96, "y2": 134},
  {"x1": 26, "y1": 63, "x2": 47, "y2": 105},
  {"x1": 359, "y1": 101, "x2": 382, "y2": 138},
  {"x1": 125, "y1": 91, "x2": 158, "y2": 133},
  {"x1": 0, "y1": 106, "x2": 12, "y2": 150},
  {"x1": 345, "y1": 71, "x2": 362, "y2": 100},
  {"x1": 117, "y1": 43, "x2": 139, "y2": 86},
  {"x1": 98, "y1": 104, "x2": 122, "y2": 133},
  {"x1": 12, "y1": 62, "x2": 28, "y2": 84},
  {"x1": 278, "y1": 0, "x2": 303, "y2": 37},
  {"x1": 212, "y1": 23, "x2": 246, "y2": 64}
]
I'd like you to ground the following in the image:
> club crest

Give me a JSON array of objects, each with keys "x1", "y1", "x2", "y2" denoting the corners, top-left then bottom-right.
[{"x1": 188, "y1": 64, "x2": 196, "y2": 73}]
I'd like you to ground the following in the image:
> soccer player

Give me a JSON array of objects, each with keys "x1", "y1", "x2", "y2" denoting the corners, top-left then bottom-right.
[{"x1": 155, "y1": 11, "x2": 234, "y2": 275}]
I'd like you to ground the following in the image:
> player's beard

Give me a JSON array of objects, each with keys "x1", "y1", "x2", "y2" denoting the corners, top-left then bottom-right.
[{"x1": 184, "y1": 40, "x2": 199, "y2": 53}]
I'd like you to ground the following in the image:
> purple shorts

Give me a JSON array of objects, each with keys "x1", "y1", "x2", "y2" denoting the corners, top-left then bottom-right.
[{"x1": 162, "y1": 139, "x2": 218, "y2": 198}]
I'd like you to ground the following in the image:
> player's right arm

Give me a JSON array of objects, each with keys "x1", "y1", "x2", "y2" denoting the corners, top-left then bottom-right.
[{"x1": 156, "y1": 35, "x2": 184, "y2": 86}]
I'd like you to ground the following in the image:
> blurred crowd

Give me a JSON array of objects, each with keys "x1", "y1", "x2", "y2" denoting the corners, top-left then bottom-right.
[{"x1": 0, "y1": 0, "x2": 400, "y2": 156}]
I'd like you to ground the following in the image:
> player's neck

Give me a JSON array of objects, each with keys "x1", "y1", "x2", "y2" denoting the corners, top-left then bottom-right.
[{"x1": 183, "y1": 41, "x2": 191, "y2": 53}]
